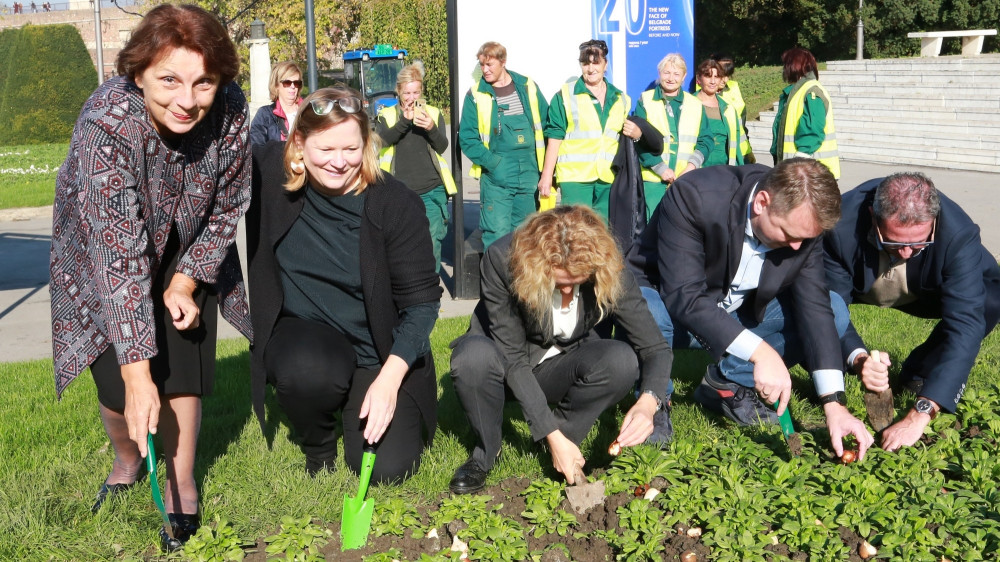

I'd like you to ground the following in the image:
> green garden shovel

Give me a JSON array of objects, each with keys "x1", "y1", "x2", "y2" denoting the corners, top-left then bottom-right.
[
  {"x1": 773, "y1": 401, "x2": 803, "y2": 456},
  {"x1": 146, "y1": 433, "x2": 174, "y2": 540},
  {"x1": 341, "y1": 445, "x2": 376, "y2": 550}
]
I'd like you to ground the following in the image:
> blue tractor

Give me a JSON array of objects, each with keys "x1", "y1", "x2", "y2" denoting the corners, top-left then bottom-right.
[{"x1": 343, "y1": 45, "x2": 408, "y2": 119}]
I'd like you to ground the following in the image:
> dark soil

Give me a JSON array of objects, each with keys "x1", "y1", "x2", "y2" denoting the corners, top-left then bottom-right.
[{"x1": 237, "y1": 474, "x2": 868, "y2": 561}]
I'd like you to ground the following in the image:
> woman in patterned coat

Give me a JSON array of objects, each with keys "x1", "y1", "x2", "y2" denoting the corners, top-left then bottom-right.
[{"x1": 48, "y1": 4, "x2": 251, "y2": 551}]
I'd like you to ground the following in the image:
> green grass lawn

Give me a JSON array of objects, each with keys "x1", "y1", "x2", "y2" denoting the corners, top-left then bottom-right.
[
  {"x1": 2, "y1": 309, "x2": 1000, "y2": 560},
  {"x1": 0, "y1": 144, "x2": 67, "y2": 210}
]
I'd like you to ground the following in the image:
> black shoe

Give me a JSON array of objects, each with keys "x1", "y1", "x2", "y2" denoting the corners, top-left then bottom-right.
[
  {"x1": 305, "y1": 454, "x2": 337, "y2": 476},
  {"x1": 160, "y1": 512, "x2": 200, "y2": 553},
  {"x1": 449, "y1": 457, "x2": 489, "y2": 495},
  {"x1": 92, "y1": 482, "x2": 136, "y2": 514},
  {"x1": 645, "y1": 401, "x2": 674, "y2": 446},
  {"x1": 693, "y1": 365, "x2": 779, "y2": 426}
]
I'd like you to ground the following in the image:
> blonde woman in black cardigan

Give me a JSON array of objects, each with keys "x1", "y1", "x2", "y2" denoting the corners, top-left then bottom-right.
[{"x1": 248, "y1": 86, "x2": 442, "y2": 482}]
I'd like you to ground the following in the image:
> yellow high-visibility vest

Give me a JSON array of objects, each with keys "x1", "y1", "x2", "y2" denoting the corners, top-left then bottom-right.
[
  {"x1": 720, "y1": 98, "x2": 750, "y2": 165},
  {"x1": 640, "y1": 90, "x2": 702, "y2": 182},
  {"x1": 556, "y1": 82, "x2": 630, "y2": 184},
  {"x1": 720, "y1": 80, "x2": 746, "y2": 127},
  {"x1": 377, "y1": 104, "x2": 457, "y2": 195},
  {"x1": 780, "y1": 80, "x2": 840, "y2": 179}
]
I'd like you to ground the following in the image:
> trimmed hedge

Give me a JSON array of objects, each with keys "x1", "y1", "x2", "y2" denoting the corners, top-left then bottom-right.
[{"x1": 0, "y1": 24, "x2": 96, "y2": 145}]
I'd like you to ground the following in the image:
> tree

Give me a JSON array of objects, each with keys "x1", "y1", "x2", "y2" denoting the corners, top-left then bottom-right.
[{"x1": 349, "y1": 0, "x2": 450, "y2": 108}]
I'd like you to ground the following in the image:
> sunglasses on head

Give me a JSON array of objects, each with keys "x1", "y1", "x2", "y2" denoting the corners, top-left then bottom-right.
[
  {"x1": 875, "y1": 218, "x2": 936, "y2": 251},
  {"x1": 309, "y1": 96, "x2": 363, "y2": 116},
  {"x1": 579, "y1": 39, "x2": 608, "y2": 52},
  {"x1": 280, "y1": 79, "x2": 303, "y2": 88}
]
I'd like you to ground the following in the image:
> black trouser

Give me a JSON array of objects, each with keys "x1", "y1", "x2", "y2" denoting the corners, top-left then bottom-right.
[
  {"x1": 450, "y1": 335, "x2": 638, "y2": 471},
  {"x1": 264, "y1": 316, "x2": 425, "y2": 483}
]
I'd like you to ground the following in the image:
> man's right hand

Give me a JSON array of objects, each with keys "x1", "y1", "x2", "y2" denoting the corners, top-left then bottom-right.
[
  {"x1": 854, "y1": 350, "x2": 892, "y2": 393},
  {"x1": 546, "y1": 430, "x2": 585, "y2": 484},
  {"x1": 658, "y1": 168, "x2": 676, "y2": 184},
  {"x1": 749, "y1": 342, "x2": 792, "y2": 415},
  {"x1": 121, "y1": 360, "x2": 159, "y2": 458}
]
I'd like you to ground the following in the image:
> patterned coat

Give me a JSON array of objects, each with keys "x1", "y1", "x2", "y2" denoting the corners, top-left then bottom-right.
[{"x1": 50, "y1": 76, "x2": 253, "y2": 397}]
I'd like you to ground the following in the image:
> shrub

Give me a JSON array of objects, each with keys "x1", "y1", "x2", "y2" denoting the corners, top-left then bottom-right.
[{"x1": 0, "y1": 24, "x2": 97, "y2": 145}]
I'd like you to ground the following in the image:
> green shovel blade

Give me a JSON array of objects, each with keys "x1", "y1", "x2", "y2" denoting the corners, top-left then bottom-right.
[
  {"x1": 773, "y1": 401, "x2": 795, "y2": 439},
  {"x1": 341, "y1": 448, "x2": 376, "y2": 550},
  {"x1": 146, "y1": 433, "x2": 173, "y2": 538}
]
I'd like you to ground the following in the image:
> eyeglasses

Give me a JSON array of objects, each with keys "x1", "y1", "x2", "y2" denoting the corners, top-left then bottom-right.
[
  {"x1": 579, "y1": 39, "x2": 608, "y2": 52},
  {"x1": 280, "y1": 79, "x2": 303, "y2": 88},
  {"x1": 874, "y1": 218, "x2": 936, "y2": 252},
  {"x1": 309, "y1": 96, "x2": 363, "y2": 116}
]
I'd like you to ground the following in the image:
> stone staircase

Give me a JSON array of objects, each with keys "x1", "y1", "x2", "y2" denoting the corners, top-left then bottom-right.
[{"x1": 746, "y1": 55, "x2": 1000, "y2": 173}]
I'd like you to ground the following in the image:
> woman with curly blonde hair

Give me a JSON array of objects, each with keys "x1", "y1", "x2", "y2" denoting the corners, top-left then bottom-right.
[{"x1": 448, "y1": 205, "x2": 674, "y2": 494}]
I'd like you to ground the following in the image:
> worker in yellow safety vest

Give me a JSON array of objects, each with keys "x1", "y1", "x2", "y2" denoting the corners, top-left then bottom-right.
[
  {"x1": 711, "y1": 53, "x2": 749, "y2": 137},
  {"x1": 635, "y1": 53, "x2": 713, "y2": 218},
  {"x1": 771, "y1": 47, "x2": 840, "y2": 179},
  {"x1": 376, "y1": 62, "x2": 455, "y2": 272},
  {"x1": 693, "y1": 58, "x2": 754, "y2": 170},
  {"x1": 458, "y1": 41, "x2": 549, "y2": 248},
  {"x1": 539, "y1": 39, "x2": 641, "y2": 221}
]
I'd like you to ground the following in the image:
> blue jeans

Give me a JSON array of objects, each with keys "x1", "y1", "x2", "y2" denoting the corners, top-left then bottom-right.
[{"x1": 640, "y1": 286, "x2": 850, "y2": 389}]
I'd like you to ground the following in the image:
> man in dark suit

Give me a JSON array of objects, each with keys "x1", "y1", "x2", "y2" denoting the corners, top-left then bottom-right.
[
  {"x1": 629, "y1": 158, "x2": 873, "y2": 459},
  {"x1": 824, "y1": 172, "x2": 1000, "y2": 451}
]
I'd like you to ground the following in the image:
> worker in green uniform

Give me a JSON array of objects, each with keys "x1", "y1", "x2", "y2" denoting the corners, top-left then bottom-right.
[
  {"x1": 538, "y1": 39, "x2": 639, "y2": 221},
  {"x1": 634, "y1": 53, "x2": 713, "y2": 218},
  {"x1": 694, "y1": 58, "x2": 751, "y2": 168},
  {"x1": 771, "y1": 47, "x2": 840, "y2": 178},
  {"x1": 458, "y1": 41, "x2": 548, "y2": 248}
]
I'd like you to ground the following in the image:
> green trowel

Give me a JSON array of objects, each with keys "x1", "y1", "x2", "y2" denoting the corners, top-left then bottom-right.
[
  {"x1": 341, "y1": 445, "x2": 376, "y2": 550},
  {"x1": 146, "y1": 433, "x2": 174, "y2": 540}
]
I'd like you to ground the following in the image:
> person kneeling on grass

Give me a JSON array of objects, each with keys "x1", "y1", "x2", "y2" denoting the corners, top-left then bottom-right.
[
  {"x1": 248, "y1": 86, "x2": 442, "y2": 483},
  {"x1": 448, "y1": 205, "x2": 674, "y2": 494}
]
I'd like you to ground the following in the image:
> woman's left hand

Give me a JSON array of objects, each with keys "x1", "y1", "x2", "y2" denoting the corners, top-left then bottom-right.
[
  {"x1": 163, "y1": 272, "x2": 201, "y2": 331},
  {"x1": 616, "y1": 393, "x2": 658, "y2": 447},
  {"x1": 360, "y1": 355, "x2": 409, "y2": 444}
]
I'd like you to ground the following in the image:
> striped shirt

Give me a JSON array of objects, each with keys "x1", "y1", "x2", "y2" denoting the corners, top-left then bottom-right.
[{"x1": 494, "y1": 82, "x2": 524, "y2": 116}]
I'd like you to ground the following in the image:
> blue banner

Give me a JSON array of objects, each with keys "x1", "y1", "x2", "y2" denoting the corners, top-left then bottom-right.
[{"x1": 591, "y1": 0, "x2": 695, "y2": 111}]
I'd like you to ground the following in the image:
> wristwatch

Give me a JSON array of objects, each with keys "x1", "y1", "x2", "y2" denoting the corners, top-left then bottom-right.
[
  {"x1": 914, "y1": 398, "x2": 938, "y2": 419},
  {"x1": 642, "y1": 390, "x2": 664, "y2": 411},
  {"x1": 817, "y1": 391, "x2": 847, "y2": 406}
]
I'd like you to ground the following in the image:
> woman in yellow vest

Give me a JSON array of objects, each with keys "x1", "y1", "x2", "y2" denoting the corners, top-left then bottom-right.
[
  {"x1": 458, "y1": 42, "x2": 549, "y2": 249},
  {"x1": 635, "y1": 54, "x2": 713, "y2": 219},
  {"x1": 539, "y1": 39, "x2": 641, "y2": 221},
  {"x1": 376, "y1": 62, "x2": 455, "y2": 272},
  {"x1": 694, "y1": 58, "x2": 752, "y2": 168},
  {"x1": 770, "y1": 47, "x2": 841, "y2": 178}
]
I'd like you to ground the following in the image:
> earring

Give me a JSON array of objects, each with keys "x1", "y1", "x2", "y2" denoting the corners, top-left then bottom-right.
[{"x1": 290, "y1": 151, "x2": 305, "y2": 174}]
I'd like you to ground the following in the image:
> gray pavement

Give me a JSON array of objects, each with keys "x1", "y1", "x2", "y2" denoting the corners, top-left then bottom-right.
[{"x1": 2, "y1": 159, "x2": 997, "y2": 363}]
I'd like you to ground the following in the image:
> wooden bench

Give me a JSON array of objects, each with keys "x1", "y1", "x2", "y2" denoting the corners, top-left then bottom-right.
[{"x1": 907, "y1": 29, "x2": 997, "y2": 57}]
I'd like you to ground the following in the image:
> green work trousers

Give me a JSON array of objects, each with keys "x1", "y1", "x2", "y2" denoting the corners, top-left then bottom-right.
[
  {"x1": 560, "y1": 180, "x2": 611, "y2": 221},
  {"x1": 642, "y1": 180, "x2": 667, "y2": 221},
  {"x1": 421, "y1": 185, "x2": 449, "y2": 273},
  {"x1": 480, "y1": 110, "x2": 540, "y2": 248}
]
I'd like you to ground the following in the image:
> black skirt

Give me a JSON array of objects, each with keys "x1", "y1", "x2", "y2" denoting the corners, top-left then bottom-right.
[{"x1": 89, "y1": 229, "x2": 218, "y2": 411}]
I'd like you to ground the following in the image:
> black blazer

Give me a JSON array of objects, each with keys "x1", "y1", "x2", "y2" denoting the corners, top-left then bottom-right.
[
  {"x1": 823, "y1": 179, "x2": 1000, "y2": 410},
  {"x1": 453, "y1": 234, "x2": 673, "y2": 443},
  {"x1": 628, "y1": 164, "x2": 842, "y2": 372},
  {"x1": 247, "y1": 141, "x2": 443, "y2": 434}
]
